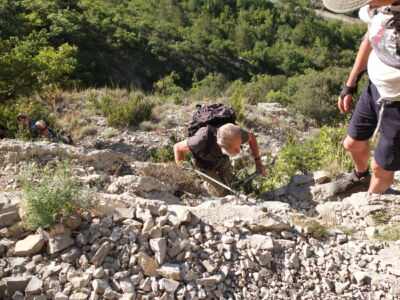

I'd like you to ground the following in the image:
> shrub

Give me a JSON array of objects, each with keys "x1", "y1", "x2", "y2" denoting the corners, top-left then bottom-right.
[
  {"x1": 189, "y1": 73, "x2": 229, "y2": 102},
  {"x1": 153, "y1": 71, "x2": 184, "y2": 103},
  {"x1": 143, "y1": 164, "x2": 202, "y2": 195},
  {"x1": 90, "y1": 92, "x2": 154, "y2": 127},
  {"x1": 256, "y1": 126, "x2": 352, "y2": 194},
  {"x1": 285, "y1": 66, "x2": 352, "y2": 126},
  {"x1": 20, "y1": 160, "x2": 96, "y2": 229},
  {"x1": 226, "y1": 75, "x2": 288, "y2": 104},
  {"x1": 148, "y1": 148, "x2": 175, "y2": 163},
  {"x1": 0, "y1": 97, "x2": 56, "y2": 139},
  {"x1": 102, "y1": 127, "x2": 118, "y2": 139}
]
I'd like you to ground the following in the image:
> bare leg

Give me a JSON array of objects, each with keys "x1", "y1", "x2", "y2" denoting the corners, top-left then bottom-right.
[
  {"x1": 343, "y1": 136, "x2": 370, "y2": 173},
  {"x1": 368, "y1": 159, "x2": 394, "y2": 194}
]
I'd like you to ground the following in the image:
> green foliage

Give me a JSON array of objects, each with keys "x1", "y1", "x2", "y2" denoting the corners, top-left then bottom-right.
[
  {"x1": 143, "y1": 163, "x2": 201, "y2": 195},
  {"x1": 257, "y1": 126, "x2": 352, "y2": 193},
  {"x1": 374, "y1": 226, "x2": 400, "y2": 241},
  {"x1": 291, "y1": 215, "x2": 328, "y2": 240},
  {"x1": 154, "y1": 71, "x2": 184, "y2": 103},
  {"x1": 102, "y1": 127, "x2": 118, "y2": 139},
  {"x1": 229, "y1": 91, "x2": 246, "y2": 124},
  {"x1": 0, "y1": 97, "x2": 56, "y2": 139},
  {"x1": 189, "y1": 73, "x2": 229, "y2": 102},
  {"x1": 285, "y1": 66, "x2": 351, "y2": 126},
  {"x1": 89, "y1": 91, "x2": 154, "y2": 127},
  {"x1": 0, "y1": 40, "x2": 77, "y2": 103},
  {"x1": 20, "y1": 160, "x2": 96, "y2": 229},
  {"x1": 226, "y1": 75, "x2": 288, "y2": 104},
  {"x1": 148, "y1": 148, "x2": 175, "y2": 163},
  {"x1": 371, "y1": 211, "x2": 390, "y2": 225}
]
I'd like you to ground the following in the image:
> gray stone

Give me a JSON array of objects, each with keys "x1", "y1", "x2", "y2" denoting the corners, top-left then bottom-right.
[
  {"x1": 138, "y1": 252, "x2": 159, "y2": 276},
  {"x1": 196, "y1": 275, "x2": 222, "y2": 287},
  {"x1": 113, "y1": 207, "x2": 135, "y2": 221},
  {"x1": 353, "y1": 271, "x2": 368, "y2": 285},
  {"x1": 14, "y1": 234, "x2": 45, "y2": 256},
  {"x1": 287, "y1": 253, "x2": 300, "y2": 269},
  {"x1": 243, "y1": 235, "x2": 275, "y2": 251},
  {"x1": 256, "y1": 251, "x2": 272, "y2": 267},
  {"x1": 181, "y1": 200, "x2": 291, "y2": 232},
  {"x1": 4, "y1": 277, "x2": 29, "y2": 297},
  {"x1": 25, "y1": 276, "x2": 43, "y2": 295},
  {"x1": 69, "y1": 293, "x2": 89, "y2": 300},
  {"x1": 119, "y1": 279, "x2": 135, "y2": 294},
  {"x1": 92, "y1": 279, "x2": 109, "y2": 294},
  {"x1": 48, "y1": 233, "x2": 74, "y2": 254},
  {"x1": 291, "y1": 174, "x2": 314, "y2": 186},
  {"x1": 61, "y1": 215, "x2": 81, "y2": 229},
  {"x1": 313, "y1": 171, "x2": 328, "y2": 184},
  {"x1": 61, "y1": 247, "x2": 81, "y2": 263},
  {"x1": 0, "y1": 192, "x2": 20, "y2": 214},
  {"x1": 54, "y1": 292, "x2": 68, "y2": 300},
  {"x1": 160, "y1": 278, "x2": 180, "y2": 293},
  {"x1": 0, "y1": 211, "x2": 20, "y2": 228},
  {"x1": 335, "y1": 282, "x2": 350, "y2": 294},
  {"x1": 93, "y1": 267, "x2": 106, "y2": 279},
  {"x1": 157, "y1": 264, "x2": 181, "y2": 280},
  {"x1": 91, "y1": 241, "x2": 112, "y2": 266},
  {"x1": 303, "y1": 244, "x2": 313, "y2": 258}
]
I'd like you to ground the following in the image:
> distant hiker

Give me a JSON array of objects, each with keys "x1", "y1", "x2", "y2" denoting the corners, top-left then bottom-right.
[
  {"x1": 174, "y1": 104, "x2": 266, "y2": 197},
  {"x1": 17, "y1": 113, "x2": 37, "y2": 135},
  {"x1": 0, "y1": 125, "x2": 7, "y2": 139},
  {"x1": 35, "y1": 120, "x2": 72, "y2": 144},
  {"x1": 324, "y1": 0, "x2": 400, "y2": 194}
]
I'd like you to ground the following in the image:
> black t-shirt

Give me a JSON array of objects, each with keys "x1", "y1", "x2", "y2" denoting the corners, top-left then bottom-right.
[{"x1": 187, "y1": 126, "x2": 249, "y2": 169}]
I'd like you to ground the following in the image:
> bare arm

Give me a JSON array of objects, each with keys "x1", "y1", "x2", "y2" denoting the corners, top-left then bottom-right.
[
  {"x1": 174, "y1": 140, "x2": 190, "y2": 165},
  {"x1": 248, "y1": 133, "x2": 266, "y2": 174},
  {"x1": 340, "y1": 30, "x2": 372, "y2": 113}
]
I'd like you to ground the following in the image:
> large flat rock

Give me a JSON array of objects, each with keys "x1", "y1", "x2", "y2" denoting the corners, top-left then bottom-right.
[
  {"x1": 0, "y1": 140, "x2": 127, "y2": 170},
  {"x1": 170, "y1": 199, "x2": 292, "y2": 232}
]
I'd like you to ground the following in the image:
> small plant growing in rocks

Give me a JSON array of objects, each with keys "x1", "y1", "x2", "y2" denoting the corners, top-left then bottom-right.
[{"x1": 19, "y1": 160, "x2": 96, "y2": 228}]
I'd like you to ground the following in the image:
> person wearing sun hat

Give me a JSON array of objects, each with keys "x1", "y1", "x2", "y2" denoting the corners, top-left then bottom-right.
[{"x1": 323, "y1": 0, "x2": 400, "y2": 195}]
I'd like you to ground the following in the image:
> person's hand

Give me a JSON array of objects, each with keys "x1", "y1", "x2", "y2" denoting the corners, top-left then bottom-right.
[
  {"x1": 255, "y1": 161, "x2": 266, "y2": 175},
  {"x1": 338, "y1": 94, "x2": 355, "y2": 114}
]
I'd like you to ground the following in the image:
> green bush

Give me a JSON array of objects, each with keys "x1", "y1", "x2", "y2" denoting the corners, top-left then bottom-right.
[
  {"x1": 154, "y1": 71, "x2": 184, "y2": 103},
  {"x1": 148, "y1": 148, "x2": 175, "y2": 163},
  {"x1": 285, "y1": 66, "x2": 352, "y2": 126},
  {"x1": 20, "y1": 160, "x2": 96, "y2": 229},
  {"x1": 256, "y1": 126, "x2": 352, "y2": 194},
  {"x1": 90, "y1": 92, "x2": 154, "y2": 127},
  {"x1": 226, "y1": 75, "x2": 288, "y2": 104},
  {"x1": 189, "y1": 73, "x2": 229, "y2": 102},
  {"x1": 0, "y1": 97, "x2": 56, "y2": 139}
]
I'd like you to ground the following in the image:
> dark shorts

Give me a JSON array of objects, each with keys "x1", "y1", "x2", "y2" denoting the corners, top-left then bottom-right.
[{"x1": 348, "y1": 80, "x2": 400, "y2": 171}]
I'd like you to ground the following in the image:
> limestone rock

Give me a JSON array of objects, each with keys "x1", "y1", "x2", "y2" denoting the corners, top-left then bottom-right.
[
  {"x1": 14, "y1": 235, "x2": 45, "y2": 256},
  {"x1": 48, "y1": 233, "x2": 74, "y2": 254},
  {"x1": 150, "y1": 238, "x2": 166, "y2": 265},
  {"x1": 157, "y1": 264, "x2": 181, "y2": 280},
  {"x1": 25, "y1": 276, "x2": 43, "y2": 295},
  {"x1": 0, "y1": 211, "x2": 20, "y2": 228},
  {"x1": 180, "y1": 200, "x2": 291, "y2": 232},
  {"x1": 91, "y1": 241, "x2": 112, "y2": 267},
  {"x1": 138, "y1": 252, "x2": 159, "y2": 276}
]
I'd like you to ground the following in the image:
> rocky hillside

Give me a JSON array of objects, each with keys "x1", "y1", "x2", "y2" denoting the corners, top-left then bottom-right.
[{"x1": 0, "y1": 103, "x2": 399, "y2": 300}]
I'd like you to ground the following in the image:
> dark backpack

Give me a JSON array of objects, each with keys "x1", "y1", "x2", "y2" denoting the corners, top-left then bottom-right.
[{"x1": 188, "y1": 104, "x2": 236, "y2": 137}]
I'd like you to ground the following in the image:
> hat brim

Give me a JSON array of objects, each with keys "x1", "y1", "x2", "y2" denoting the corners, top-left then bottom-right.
[{"x1": 322, "y1": 0, "x2": 372, "y2": 13}]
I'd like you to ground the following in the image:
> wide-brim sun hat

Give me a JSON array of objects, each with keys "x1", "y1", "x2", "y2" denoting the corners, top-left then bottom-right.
[{"x1": 323, "y1": 0, "x2": 372, "y2": 13}]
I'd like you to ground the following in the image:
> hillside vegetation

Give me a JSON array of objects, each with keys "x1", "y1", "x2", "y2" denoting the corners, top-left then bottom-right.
[{"x1": 0, "y1": 0, "x2": 366, "y2": 129}]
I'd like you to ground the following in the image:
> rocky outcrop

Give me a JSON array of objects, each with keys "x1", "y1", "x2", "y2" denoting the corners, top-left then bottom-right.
[{"x1": 0, "y1": 140, "x2": 127, "y2": 170}]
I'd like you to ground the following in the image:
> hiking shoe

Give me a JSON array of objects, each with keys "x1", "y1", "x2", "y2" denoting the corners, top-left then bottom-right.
[{"x1": 331, "y1": 169, "x2": 371, "y2": 195}]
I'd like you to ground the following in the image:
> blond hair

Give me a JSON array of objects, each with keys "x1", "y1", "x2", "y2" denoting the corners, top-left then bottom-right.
[{"x1": 216, "y1": 123, "x2": 242, "y2": 147}]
